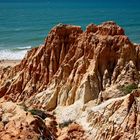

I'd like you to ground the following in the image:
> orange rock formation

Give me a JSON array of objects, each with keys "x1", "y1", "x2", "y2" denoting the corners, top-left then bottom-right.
[{"x1": 0, "y1": 21, "x2": 139, "y2": 140}]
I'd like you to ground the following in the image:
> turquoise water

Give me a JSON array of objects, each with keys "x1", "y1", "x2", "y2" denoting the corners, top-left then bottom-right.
[{"x1": 0, "y1": 1, "x2": 140, "y2": 59}]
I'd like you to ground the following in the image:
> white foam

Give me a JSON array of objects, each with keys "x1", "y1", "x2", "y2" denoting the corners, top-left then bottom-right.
[
  {"x1": 16, "y1": 46, "x2": 32, "y2": 50},
  {"x1": 0, "y1": 49, "x2": 28, "y2": 60}
]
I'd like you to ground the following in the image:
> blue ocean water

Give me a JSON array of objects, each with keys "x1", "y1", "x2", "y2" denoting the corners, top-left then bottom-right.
[{"x1": 0, "y1": 0, "x2": 140, "y2": 59}]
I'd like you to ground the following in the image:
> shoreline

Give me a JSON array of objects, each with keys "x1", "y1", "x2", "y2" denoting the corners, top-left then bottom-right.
[{"x1": 0, "y1": 59, "x2": 21, "y2": 68}]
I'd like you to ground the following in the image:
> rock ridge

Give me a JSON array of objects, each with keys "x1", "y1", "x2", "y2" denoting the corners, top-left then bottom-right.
[
  {"x1": 0, "y1": 21, "x2": 140, "y2": 139},
  {"x1": 0, "y1": 21, "x2": 139, "y2": 110}
]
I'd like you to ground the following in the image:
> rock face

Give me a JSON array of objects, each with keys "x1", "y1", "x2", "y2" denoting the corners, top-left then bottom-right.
[
  {"x1": 0, "y1": 21, "x2": 140, "y2": 139},
  {"x1": 81, "y1": 90, "x2": 140, "y2": 140},
  {"x1": 0, "y1": 101, "x2": 57, "y2": 140},
  {"x1": 0, "y1": 22, "x2": 139, "y2": 108}
]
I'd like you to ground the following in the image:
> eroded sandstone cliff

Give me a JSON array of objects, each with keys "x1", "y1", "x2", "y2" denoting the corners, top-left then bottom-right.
[{"x1": 0, "y1": 21, "x2": 140, "y2": 140}]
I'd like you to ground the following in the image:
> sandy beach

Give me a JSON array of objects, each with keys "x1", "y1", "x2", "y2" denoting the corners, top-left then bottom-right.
[{"x1": 0, "y1": 60, "x2": 21, "y2": 68}]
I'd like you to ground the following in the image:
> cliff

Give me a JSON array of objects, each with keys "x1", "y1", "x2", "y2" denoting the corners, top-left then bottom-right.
[{"x1": 0, "y1": 21, "x2": 140, "y2": 139}]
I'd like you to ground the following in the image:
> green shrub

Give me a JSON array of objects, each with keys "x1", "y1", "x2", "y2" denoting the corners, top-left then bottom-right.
[
  {"x1": 59, "y1": 119, "x2": 73, "y2": 128},
  {"x1": 28, "y1": 109, "x2": 47, "y2": 120},
  {"x1": 119, "y1": 83, "x2": 138, "y2": 95}
]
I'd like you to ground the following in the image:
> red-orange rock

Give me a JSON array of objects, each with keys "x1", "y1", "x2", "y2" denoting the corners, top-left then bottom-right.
[
  {"x1": 0, "y1": 22, "x2": 139, "y2": 107},
  {"x1": 0, "y1": 102, "x2": 57, "y2": 140},
  {"x1": 0, "y1": 21, "x2": 140, "y2": 139}
]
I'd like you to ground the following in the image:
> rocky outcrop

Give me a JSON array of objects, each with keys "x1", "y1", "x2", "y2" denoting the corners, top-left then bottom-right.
[
  {"x1": 0, "y1": 101, "x2": 57, "y2": 140},
  {"x1": 0, "y1": 21, "x2": 139, "y2": 110},
  {"x1": 0, "y1": 24, "x2": 83, "y2": 103},
  {"x1": 52, "y1": 89, "x2": 140, "y2": 140},
  {"x1": 0, "y1": 21, "x2": 140, "y2": 139},
  {"x1": 58, "y1": 123, "x2": 86, "y2": 140},
  {"x1": 82, "y1": 90, "x2": 140, "y2": 140},
  {"x1": 136, "y1": 44, "x2": 140, "y2": 71},
  {"x1": 0, "y1": 100, "x2": 86, "y2": 140}
]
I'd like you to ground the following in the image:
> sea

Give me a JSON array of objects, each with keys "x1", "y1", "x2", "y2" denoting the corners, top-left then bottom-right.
[{"x1": 0, "y1": 0, "x2": 140, "y2": 60}]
